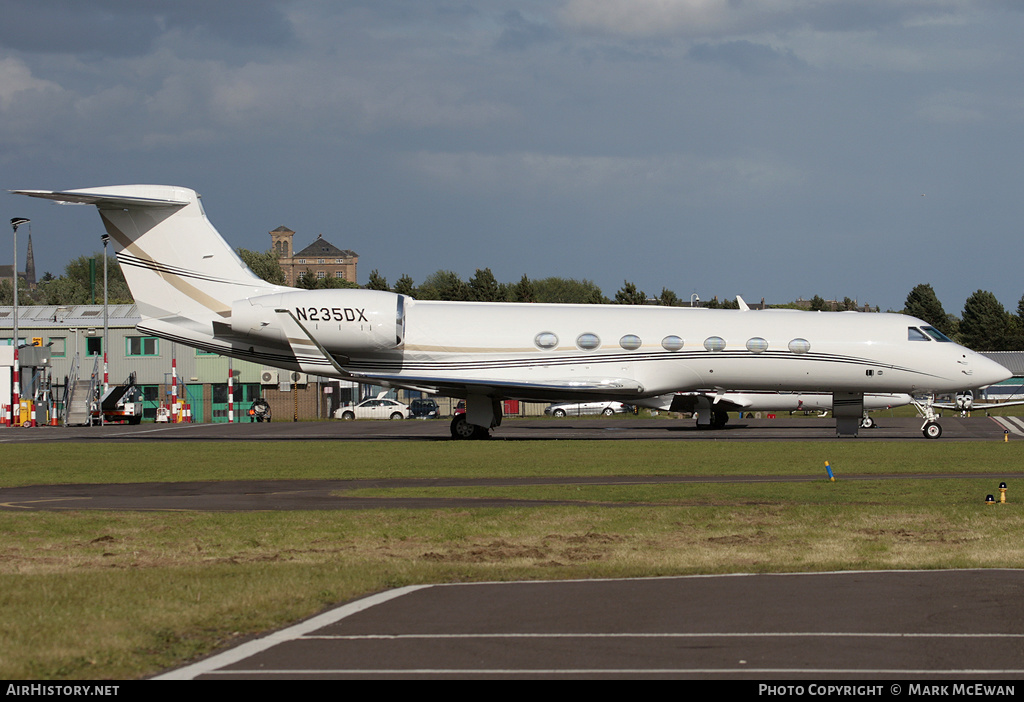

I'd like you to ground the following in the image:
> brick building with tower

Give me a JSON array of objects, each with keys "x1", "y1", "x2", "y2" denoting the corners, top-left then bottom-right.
[{"x1": 269, "y1": 227, "x2": 358, "y2": 286}]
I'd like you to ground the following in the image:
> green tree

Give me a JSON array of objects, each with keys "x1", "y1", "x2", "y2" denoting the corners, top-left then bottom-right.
[
  {"x1": 809, "y1": 295, "x2": 826, "y2": 312},
  {"x1": 393, "y1": 274, "x2": 416, "y2": 297},
  {"x1": 614, "y1": 280, "x2": 646, "y2": 305},
  {"x1": 366, "y1": 269, "x2": 389, "y2": 291},
  {"x1": 417, "y1": 270, "x2": 468, "y2": 301},
  {"x1": 658, "y1": 288, "x2": 679, "y2": 306},
  {"x1": 0, "y1": 276, "x2": 31, "y2": 306},
  {"x1": 512, "y1": 274, "x2": 536, "y2": 303},
  {"x1": 324, "y1": 276, "x2": 360, "y2": 289},
  {"x1": 33, "y1": 254, "x2": 132, "y2": 305},
  {"x1": 532, "y1": 277, "x2": 606, "y2": 304},
  {"x1": 237, "y1": 248, "x2": 286, "y2": 285},
  {"x1": 295, "y1": 269, "x2": 319, "y2": 290},
  {"x1": 904, "y1": 284, "x2": 952, "y2": 335},
  {"x1": 468, "y1": 268, "x2": 501, "y2": 302},
  {"x1": 960, "y1": 290, "x2": 1014, "y2": 351}
]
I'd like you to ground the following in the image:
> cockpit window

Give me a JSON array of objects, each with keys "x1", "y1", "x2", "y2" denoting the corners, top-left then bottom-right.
[
  {"x1": 908, "y1": 327, "x2": 930, "y2": 341},
  {"x1": 921, "y1": 326, "x2": 952, "y2": 342}
]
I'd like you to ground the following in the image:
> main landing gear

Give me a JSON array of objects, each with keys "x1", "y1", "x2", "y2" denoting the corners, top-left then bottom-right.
[
  {"x1": 450, "y1": 396, "x2": 503, "y2": 440},
  {"x1": 450, "y1": 413, "x2": 490, "y2": 440}
]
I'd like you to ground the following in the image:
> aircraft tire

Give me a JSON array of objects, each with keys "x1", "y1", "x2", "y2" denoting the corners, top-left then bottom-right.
[
  {"x1": 923, "y1": 421, "x2": 942, "y2": 439},
  {"x1": 450, "y1": 414, "x2": 487, "y2": 440},
  {"x1": 861, "y1": 417, "x2": 875, "y2": 429}
]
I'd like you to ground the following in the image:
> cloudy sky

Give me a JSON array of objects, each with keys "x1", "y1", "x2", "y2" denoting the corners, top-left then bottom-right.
[{"x1": 3, "y1": 1, "x2": 1023, "y2": 313}]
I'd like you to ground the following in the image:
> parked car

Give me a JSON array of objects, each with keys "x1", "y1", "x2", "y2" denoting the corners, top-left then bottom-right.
[
  {"x1": 334, "y1": 398, "x2": 410, "y2": 420},
  {"x1": 544, "y1": 401, "x2": 631, "y2": 417},
  {"x1": 409, "y1": 398, "x2": 440, "y2": 419}
]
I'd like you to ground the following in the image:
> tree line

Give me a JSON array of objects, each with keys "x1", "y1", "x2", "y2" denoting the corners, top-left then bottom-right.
[
  {"x1": 4, "y1": 250, "x2": 1021, "y2": 352},
  {"x1": 903, "y1": 283, "x2": 1024, "y2": 351}
]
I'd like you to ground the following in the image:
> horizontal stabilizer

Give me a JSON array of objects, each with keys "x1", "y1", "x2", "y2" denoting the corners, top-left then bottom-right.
[{"x1": 11, "y1": 188, "x2": 189, "y2": 208}]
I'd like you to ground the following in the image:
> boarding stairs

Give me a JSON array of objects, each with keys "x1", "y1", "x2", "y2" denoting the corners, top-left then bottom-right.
[{"x1": 63, "y1": 354, "x2": 100, "y2": 426}]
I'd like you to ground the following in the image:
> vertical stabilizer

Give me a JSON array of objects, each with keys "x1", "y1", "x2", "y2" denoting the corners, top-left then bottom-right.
[{"x1": 14, "y1": 186, "x2": 286, "y2": 333}]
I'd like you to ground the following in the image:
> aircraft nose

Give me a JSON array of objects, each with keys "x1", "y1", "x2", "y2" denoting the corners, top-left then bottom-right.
[{"x1": 974, "y1": 354, "x2": 1012, "y2": 387}]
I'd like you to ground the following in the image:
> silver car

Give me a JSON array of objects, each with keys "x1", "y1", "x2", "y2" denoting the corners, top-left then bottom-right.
[{"x1": 544, "y1": 401, "x2": 630, "y2": 417}]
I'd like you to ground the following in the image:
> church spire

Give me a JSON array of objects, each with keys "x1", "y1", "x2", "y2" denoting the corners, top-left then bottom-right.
[{"x1": 24, "y1": 233, "x2": 35, "y2": 287}]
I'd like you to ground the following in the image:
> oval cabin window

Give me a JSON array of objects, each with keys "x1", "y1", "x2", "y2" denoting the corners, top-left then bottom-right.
[
  {"x1": 746, "y1": 337, "x2": 768, "y2": 354},
  {"x1": 535, "y1": 332, "x2": 558, "y2": 350},
  {"x1": 662, "y1": 336, "x2": 684, "y2": 351},
  {"x1": 789, "y1": 338, "x2": 811, "y2": 354}
]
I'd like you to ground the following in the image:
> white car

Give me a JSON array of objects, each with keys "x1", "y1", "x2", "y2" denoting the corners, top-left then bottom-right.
[
  {"x1": 334, "y1": 398, "x2": 410, "y2": 420},
  {"x1": 544, "y1": 401, "x2": 631, "y2": 417}
]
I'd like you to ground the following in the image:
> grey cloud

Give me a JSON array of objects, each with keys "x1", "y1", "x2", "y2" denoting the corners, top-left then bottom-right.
[{"x1": 0, "y1": 0, "x2": 296, "y2": 57}]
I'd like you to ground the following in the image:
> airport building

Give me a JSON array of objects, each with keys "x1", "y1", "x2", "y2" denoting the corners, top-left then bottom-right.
[{"x1": 0, "y1": 305, "x2": 364, "y2": 423}]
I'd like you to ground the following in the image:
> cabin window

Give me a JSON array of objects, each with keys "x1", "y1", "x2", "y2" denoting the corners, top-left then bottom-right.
[
  {"x1": 619, "y1": 335, "x2": 642, "y2": 350},
  {"x1": 788, "y1": 338, "x2": 811, "y2": 354},
  {"x1": 746, "y1": 337, "x2": 768, "y2": 354},
  {"x1": 577, "y1": 333, "x2": 601, "y2": 350},
  {"x1": 921, "y1": 326, "x2": 952, "y2": 342},
  {"x1": 704, "y1": 336, "x2": 726, "y2": 352},
  {"x1": 535, "y1": 332, "x2": 559, "y2": 350},
  {"x1": 908, "y1": 327, "x2": 930, "y2": 342},
  {"x1": 661, "y1": 335, "x2": 684, "y2": 351}
]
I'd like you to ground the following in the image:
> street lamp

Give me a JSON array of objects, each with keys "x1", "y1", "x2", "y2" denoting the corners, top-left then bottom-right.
[
  {"x1": 101, "y1": 233, "x2": 109, "y2": 426},
  {"x1": 10, "y1": 217, "x2": 30, "y2": 427}
]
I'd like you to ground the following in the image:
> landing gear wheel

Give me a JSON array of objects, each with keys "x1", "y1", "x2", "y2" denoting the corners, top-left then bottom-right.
[
  {"x1": 861, "y1": 417, "x2": 875, "y2": 429},
  {"x1": 923, "y1": 421, "x2": 942, "y2": 439},
  {"x1": 450, "y1": 414, "x2": 488, "y2": 440},
  {"x1": 711, "y1": 410, "x2": 729, "y2": 428}
]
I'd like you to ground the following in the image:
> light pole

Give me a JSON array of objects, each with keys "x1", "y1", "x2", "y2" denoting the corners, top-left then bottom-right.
[{"x1": 10, "y1": 218, "x2": 29, "y2": 426}]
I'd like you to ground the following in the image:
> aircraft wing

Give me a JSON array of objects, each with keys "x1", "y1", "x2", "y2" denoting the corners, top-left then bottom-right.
[
  {"x1": 346, "y1": 371, "x2": 644, "y2": 400},
  {"x1": 933, "y1": 399, "x2": 1024, "y2": 410}
]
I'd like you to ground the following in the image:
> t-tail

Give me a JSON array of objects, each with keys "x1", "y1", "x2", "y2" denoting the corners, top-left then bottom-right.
[{"x1": 13, "y1": 185, "x2": 287, "y2": 350}]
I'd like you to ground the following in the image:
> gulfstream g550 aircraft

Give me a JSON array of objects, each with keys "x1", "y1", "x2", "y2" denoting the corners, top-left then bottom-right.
[{"x1": 14, "y1": 185, "x2": 1011, "y2": 439}]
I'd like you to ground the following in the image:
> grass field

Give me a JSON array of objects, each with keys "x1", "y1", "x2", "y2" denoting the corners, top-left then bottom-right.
[{"x1": 1, "y1": 438, "x2": 1021, "y2": 679}]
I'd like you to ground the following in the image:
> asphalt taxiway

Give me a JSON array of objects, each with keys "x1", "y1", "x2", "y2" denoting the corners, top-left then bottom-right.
[{"x1": 157, "y1": 570, "x2": 1024, "y2": 679}]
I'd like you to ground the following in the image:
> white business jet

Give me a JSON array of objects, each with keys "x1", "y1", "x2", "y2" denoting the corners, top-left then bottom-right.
[
  {"x1": 13, "y1": 185, "x2": 1011, "y2": 440},
  {"x1": 636, "y1": 391, "x2": 913, "y2": 429}
]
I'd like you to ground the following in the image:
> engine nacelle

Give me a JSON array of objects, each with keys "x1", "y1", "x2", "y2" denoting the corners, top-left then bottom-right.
[{"x1": 230, "y1": 289, "x2": 405, "y2": 353}]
